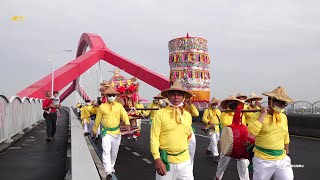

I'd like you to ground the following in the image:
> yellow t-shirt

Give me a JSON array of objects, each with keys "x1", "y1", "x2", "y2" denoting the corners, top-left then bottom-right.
[
  {"x1": 202, "y1": 108, "x2": 221, "y2": 132},
  {"x1": 248, "y1": 112, "x2": 290, "y2": 160},
  {"x1": 93, "y1": 102, "x2": 130, "y2": 135},
  {"x1": 134, "y1": 102, "x2": 145, "y2": 115},
  {"x1": 144, "y1": 103, "x2": 160, "y2": 120},
  {"x1": 80, "y1": 105, "x2": 92, "y2": 120},
  {"x1": 183, "y1": 104, "x2": 199, "y2": 117},
  {"x1": 90, "y1": 105, "x2": 99, "y2": 115},
  {"x1": 220, "y1": 111, "x2": 247, "y2": 128},
  {"x1": 244, "y1": 105, "x2": 260, "y2": 126},
  {"x1": 150, "y1": 106, "x2": 192, "y2": 163}
]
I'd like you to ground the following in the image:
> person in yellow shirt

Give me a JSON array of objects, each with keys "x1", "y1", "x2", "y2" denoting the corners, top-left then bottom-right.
[
  {"x1": 202, "y1": 97, "x2": 221, "y2": 161},
  {"x1": 80, "y1": 100, "x2": 92, "y2": 136},
  {"x1": 183, "y1": 96, "x2": 199, "y2": 169},
  {"x1": 215, "y1": 96, "x2": 249, "y2": 180},
  {"x1": 76, "y1": 102, "x2": 81, "y2": 116},
  {"x1": 244, "y1": 93, "x2": 262, "y2": 126},
  {"x1": 90, "y1": 100, "x2": 100, "y2": 139},
  {"x1": 236, "y1": 92, "x2": 248, "y2": 109},
  {"x1": 144, "y1": 93, "x2": 165, "y2": 124},
  {"x1": 131, "y1": 99, "x2": 145, "y2": 141},
  {"x1": 248, "y1": 86, "x2": 294, "y2": 180},
  {"x1": 92, "y1": 87, "x2": 130, "y2": 180},
  {"x1": 150, "y1": 81, "x2": 194, "y2": 180}
]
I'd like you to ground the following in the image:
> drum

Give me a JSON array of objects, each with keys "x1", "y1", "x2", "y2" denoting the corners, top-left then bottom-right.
[{"x1": 220, "y1": 125, "x2": 255, "y2": 159}]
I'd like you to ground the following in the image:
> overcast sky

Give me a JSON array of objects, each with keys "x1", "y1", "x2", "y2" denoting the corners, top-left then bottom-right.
[{"x1": 1, "y1": 0, "x2": 320, "y2": 104}]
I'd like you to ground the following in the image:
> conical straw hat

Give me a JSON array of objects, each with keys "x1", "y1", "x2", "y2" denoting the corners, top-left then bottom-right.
[
  {"x1": 245, "y1": 93, "x2": 263, "y2": 102},
  {"x1": 210, "y1": 97, "x2": 220, "y2": 104},
  {"x1": 236, "y1": 92, "x2": 247, "y2": 99},
  {"x1": 161, "y1": 81, "x2": 192, "y2": 98},
  {"x1": 154, "y1": 93, "x2": 166, "y2": 99},
  {"x1": 104, "y1": 86, "x2": 119, "y2": 95},
  {"x1": 220, "y1": 96, "x2": 245, "y2": 109},
  {"x1": 262, "y1": 86, "x2": 294, "y2": 104}
]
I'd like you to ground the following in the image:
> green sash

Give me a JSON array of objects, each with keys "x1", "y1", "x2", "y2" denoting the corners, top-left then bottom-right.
[
  {"x1": 255, "y1": 146, "x2": 284, "y2": 157},
  {"x1": 216, "y1": 115, "x2": 222, "y2": 132},
  {"x1": 101, "y1": 124, "x2": 120, "y2": 136},
  {"x1": 191, "y1": 124, "x2": 196, "y2": 133},
  {"x1": 159, "y1": 149, "x2": 187, "y2": 171}
]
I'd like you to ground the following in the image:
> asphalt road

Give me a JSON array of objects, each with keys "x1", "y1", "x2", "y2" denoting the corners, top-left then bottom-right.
[
  {"x1": 0, "y1": 109, "x2": 69, "y2": 180},
  {"x1": 92, "y1": 120, "x2": 320, "y2": 180}
]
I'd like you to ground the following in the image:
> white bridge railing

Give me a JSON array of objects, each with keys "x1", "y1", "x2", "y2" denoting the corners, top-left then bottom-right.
[{"x1": 0, "y1": 95, "x2": 43, "y2": 144}]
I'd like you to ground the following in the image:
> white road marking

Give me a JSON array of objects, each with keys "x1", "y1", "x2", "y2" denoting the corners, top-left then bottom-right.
[
  {"x1": 124, "y1": 147, "x2": 131, "y2": 151},
  {"x1": 195, "y1": 133, "x2": 209, "y2": 138},
  {"x1": 8, "y1": 147, "x2": 22, "y2": 150},
  {"x1": 132, "y1": 152, "x2": 141, "y2": 156},
  {"x1": 143, "y1": 158, "x2": 153, "y2": 164}
]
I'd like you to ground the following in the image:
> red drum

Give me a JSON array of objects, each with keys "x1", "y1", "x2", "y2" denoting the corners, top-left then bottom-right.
[
  {"x1": 220, "y1": 106, "x2": 255, "y2": 159},
  {"x1": 220, "y1": 125, "x2": 255, "y2": 159}
]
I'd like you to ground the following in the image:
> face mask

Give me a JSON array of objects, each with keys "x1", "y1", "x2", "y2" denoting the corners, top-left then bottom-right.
[
  {"x1": 251, "y1": 101, "x2": 256, "y2": 106},
  {"x1": 212, "y1": 105, "x2": 218, "y2": 109},
  {"x1": 86, "y1": 103, "x2": 91, "y2": 106},
  {"x1": 273, "y1": 105, "x2": 284, "y2": 113},
  {"x1": 108, "y1": 96, "x2": 116, "y2": 102},
  {"x1": 168, "y1": 97, "x2": 185, "y2": 108},
  {"x1": 228, "y1": 103, "x2": 237, "y2": 110}
]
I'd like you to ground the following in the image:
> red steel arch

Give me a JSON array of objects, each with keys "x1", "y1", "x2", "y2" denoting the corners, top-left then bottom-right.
[{"x1": 17, "y1": 33, "x2": 170, "y2": 101}]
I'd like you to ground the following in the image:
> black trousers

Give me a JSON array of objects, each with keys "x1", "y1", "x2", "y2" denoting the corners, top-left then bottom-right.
[{"x1": 43, "y1": 112, "x2": 57, "y2": 138}]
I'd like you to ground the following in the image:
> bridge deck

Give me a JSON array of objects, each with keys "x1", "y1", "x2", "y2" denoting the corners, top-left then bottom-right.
[{"x1": 0, "y1": 109, "x2": 69, "y2": 180}]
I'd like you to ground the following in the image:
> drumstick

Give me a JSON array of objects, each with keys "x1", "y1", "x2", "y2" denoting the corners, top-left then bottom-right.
[{"x1": 222, "y1": 109, "x2": 260, "y2": 113}]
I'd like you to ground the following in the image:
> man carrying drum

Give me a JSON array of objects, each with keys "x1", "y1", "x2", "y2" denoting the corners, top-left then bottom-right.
[
  {"x1": 93, "y1": 86, "x2": 130, "y2": 180},
  {"x1": 150, "y1": 81, "x2": 194, "y2": 180},
  {"x1": 215, "y1": 96, "x2": 249, "y2": 180},
  {"x1": 202, "y1": 97, "x2": 221, "y2": 161},
  {"x1": 248, "y1": 86, "x2": 294, "y2": 180}
]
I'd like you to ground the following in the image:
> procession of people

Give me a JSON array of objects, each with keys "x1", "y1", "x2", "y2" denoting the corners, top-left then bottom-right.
[{"x1": 67, "y1": 79, "x2": 294, "y2": 180}]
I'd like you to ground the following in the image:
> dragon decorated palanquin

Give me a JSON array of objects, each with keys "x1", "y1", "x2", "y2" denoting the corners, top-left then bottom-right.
[
  {"x1": 99, "y1": 67, "x2": 140, "y2": 108},
  {"x1": 168, "y1": 34, "x2": 210, "y2": 103}
]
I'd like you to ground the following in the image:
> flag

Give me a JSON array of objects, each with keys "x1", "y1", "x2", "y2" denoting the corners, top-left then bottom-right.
[{"x1": 11, "y1": 16, "x2": 24, "y2": 22}]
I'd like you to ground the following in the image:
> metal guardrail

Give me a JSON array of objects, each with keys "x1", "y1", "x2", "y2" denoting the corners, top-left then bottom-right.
[
  {"x1": 0, "y1": 95, "x2": 43, "y2": 143},
  {"x1": 261, "y1": 100, "x2": 320, "y2": 115}
]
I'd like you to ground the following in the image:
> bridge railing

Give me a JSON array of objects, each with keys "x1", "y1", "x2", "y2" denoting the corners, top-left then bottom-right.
[
  {"x1": 0, "y1": 95, "x2": 43, "y2": 143},
  {"x1": 261, "y1": 100, "x2": 320, "y2": 115}
]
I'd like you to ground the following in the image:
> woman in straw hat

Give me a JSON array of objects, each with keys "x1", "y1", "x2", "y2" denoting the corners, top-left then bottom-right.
[
  {"x1": 244, "y1": 93, "x2": 263, "y2": 126},
  {"x1": 248, "y1": 86, "x2": 294, "y2": 180},
  {"x1": 150, "y1": 81, "x2": 194, "y2": 180},
  {"x1": 202, "y1": 97, "x2": 221, "y2": 161},
  {"x1": 215, "y1": 96, "x2": 249, "y2": 180},
  {"x1": 144, "y1": 93, "x2": 166, "y2": 124},
  {"x1": 92, "y1": 86, "x2": 130, "y2": 180}
]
